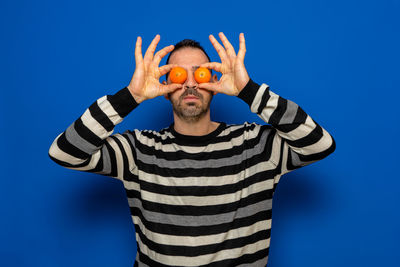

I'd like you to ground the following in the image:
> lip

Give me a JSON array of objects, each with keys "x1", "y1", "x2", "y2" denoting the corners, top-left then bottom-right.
[{"x1": 183, "y1": 96, "x2": 199, "y2": 100}]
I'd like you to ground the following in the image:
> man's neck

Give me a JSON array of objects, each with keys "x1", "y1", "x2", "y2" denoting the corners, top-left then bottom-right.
[{"x1": 172, "y1": 114, "x2": 220, "y2": 136}]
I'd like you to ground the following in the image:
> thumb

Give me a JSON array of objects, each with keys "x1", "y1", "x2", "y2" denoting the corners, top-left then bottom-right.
[
  {"x1": 198, "y1": 82, "x2": 219, "y2": 93},
  {"x1": 162, "y1": 83, "x2": 182, "y2": 95}
]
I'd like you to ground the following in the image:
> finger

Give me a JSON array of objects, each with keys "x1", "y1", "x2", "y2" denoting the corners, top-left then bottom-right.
[
  {"x1": 143, "y1": 34, "x2": 160, "y2": 63},
  {"x1": 198, "y1": 82, "x2": 220, "y2": 93},
  {"x1": 218, "y1": 32, "x2": 236, "y2": 58},
  {"x1": 199, "y1": 62, "x2": 222, "y2": 73},
  {"x1": 153, "y1": 45, "x2": 174, "y2": 67},
  {"x1": 237, "y1": 33, "x2": 246, "y2": 62},
  {"x1": 209, "y1": 34, "x2": 229, "y2": 63},
  {"x1": 159, "y1": 63, "x2": 178, "y2": 77},
  {"x1": 135, "y1": 36, "x2": 144, "y2": 67}
]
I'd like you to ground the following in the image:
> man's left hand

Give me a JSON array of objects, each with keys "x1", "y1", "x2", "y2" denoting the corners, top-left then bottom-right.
[{"x1": 198, "y1": 32, "x2": 250, "y2": 96}]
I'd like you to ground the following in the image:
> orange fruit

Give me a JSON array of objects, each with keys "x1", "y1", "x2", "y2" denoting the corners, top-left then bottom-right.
[
  {"x1": 194, "y1": 67, "x2": 211, "y2": 83},
  {"x1": 170, "y1": 67, "x2": 187, "y2": 84}
]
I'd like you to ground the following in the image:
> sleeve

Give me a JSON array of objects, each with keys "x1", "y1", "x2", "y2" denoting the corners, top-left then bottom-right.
[
  {"x1": 237, "y1": 79, "x2": 336, "y2": 177},
  {"x1": 48, "y1": 86, "x2": 140, "y2": 181}
]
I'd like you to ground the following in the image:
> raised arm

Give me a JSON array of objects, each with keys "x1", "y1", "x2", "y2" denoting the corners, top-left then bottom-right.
[
  {"x1": 48, "y1": 87, "x2": 140, "y2": 180},
  {"x1": 48, "y1": 35, "x2": 183, "y2": 180},
  {"x1": 237, "y1": 79, "x2": 336, "y2": 175},
  {"x1": 199, "y1": 32, "x2": 336, "y2": 175}
]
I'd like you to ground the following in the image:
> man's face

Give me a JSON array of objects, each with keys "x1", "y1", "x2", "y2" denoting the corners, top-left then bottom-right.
[{"x1": 164, "y1": 48, "x2": 217, "y2": 123}]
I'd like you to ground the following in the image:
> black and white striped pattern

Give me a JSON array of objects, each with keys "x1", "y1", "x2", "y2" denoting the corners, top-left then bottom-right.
[{"x1": 49, "y1": 80, "x2": 336, "y2": 266}]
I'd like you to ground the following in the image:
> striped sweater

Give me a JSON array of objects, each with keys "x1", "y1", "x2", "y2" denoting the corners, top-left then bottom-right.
[{"x1": 48, "y1": 79, "x2": 336, "y2": 267}]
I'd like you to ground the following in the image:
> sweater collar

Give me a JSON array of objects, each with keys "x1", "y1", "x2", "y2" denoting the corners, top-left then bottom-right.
[{"x1": 168, "y1": 121, "x2": 226, "y2": 145}]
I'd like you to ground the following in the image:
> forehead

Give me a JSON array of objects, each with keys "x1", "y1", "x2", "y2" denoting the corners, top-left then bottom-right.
[{"x1": 168, "y1": 48, "x2": 209, "y2": 66}]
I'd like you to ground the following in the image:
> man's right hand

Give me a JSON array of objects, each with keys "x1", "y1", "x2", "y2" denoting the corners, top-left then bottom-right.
[{"x1": 127, "y1": 35, "x2": 182, "y2": 104}]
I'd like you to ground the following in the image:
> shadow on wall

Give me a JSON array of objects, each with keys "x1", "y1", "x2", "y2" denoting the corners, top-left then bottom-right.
[
  {"x1": 268, "y1": 168, "x2": 335, "y2": 267},
  {"x1": 273, "y1": 169, "x2": 332, "y2": 215},
  {"x1": 64, "y1": 174, "x2": 132, "y2": 226},
  {"x1": 46, "y1": 173, "x2": 137, "y2": 264}
]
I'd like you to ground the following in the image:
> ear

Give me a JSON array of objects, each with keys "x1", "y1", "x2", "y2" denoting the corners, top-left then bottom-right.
[{"x1": 162, "y1": 81, "x2": 170, "y2": 100}]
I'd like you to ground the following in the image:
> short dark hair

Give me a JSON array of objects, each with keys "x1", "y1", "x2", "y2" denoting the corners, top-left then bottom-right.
[{"x1": 165, "y1": 39, "x2": 211, "y2": 80}]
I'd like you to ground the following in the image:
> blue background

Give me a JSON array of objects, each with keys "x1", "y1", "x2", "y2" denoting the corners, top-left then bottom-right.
[{"x1": 1, "y1": 0, "x2": 399, "y2": 266}]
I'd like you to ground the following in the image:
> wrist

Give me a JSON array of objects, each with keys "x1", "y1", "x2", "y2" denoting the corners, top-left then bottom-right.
[
  {"x1": 127, "y1": 85, "x2": 145, "y2": 104},
  {"x1": 108, "y1": 86, "x2": 140, "y2": 118},
  {"x1": 236, "y1": 77, "x2": 250, "y2": 96},
  {"x1": 237, "y1": 78, "x2": 261, "y2": 106},
  {"x1": 132, "y1": 94, "x2": 146, "y2": 104}
]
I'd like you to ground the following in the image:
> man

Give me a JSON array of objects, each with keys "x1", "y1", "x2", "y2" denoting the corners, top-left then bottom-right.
[{"x1": 49, "y1": 32, "x2": 336, "y2": 267}]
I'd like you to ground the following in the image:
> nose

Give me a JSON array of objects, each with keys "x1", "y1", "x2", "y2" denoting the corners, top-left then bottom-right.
[{"x1": 184, "y1": 71, "x2": 198, "y2": 89}]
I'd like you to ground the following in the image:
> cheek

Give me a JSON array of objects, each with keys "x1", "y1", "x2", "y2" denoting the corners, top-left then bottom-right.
[
  {"x1": 170, "y1": 90, "x2": 183, "y2": 102},
  {"x1": 200, "y1": 89, "x2": 213, "y2": 99}
]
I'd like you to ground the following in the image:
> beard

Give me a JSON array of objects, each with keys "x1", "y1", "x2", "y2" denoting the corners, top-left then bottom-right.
[{"x1": 170, "y1": 87, "x2": 213, "y2": 123}]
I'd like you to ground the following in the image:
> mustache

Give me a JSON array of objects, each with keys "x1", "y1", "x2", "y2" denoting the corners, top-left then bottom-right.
[{"x1": 180, "y1": 87, "x2": 202, "y2": 100}]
